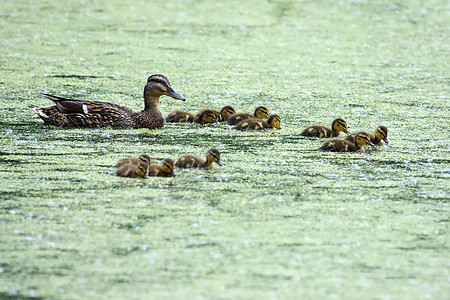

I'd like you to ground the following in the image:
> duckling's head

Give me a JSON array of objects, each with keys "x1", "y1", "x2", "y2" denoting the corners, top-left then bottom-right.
[
  {"x1": 355, "y1": 132, "x2": 376, "y2": 148},
  {"x1": 161, "y1": 158, "x2": 176, "y2": 176},
  {"x1": 254, "y1": 106, "x2": 269, "y2": 119},
  {"x1": 332, "y1": 118, "x2": 350, "y2": 134},
  {"x1": 144, "y1": 74, "x2": 185, "y2": 101},
  {"x1": 136, "y1": 162, "x2": 150, "y2": 179},
  {"x1": 267, "y1": 114, "x2": 281, "y2": 129},
  {"x1": 198, "y1": 110, "x2": 218, "y2": 123},
  {"x1": 138, "y1": 154, "x2": 152, "y2": 165},
  {"x1": 206, "y1": 148, "x2": 223, "y2": 166},
  {"x1": 375, "y1": 126, "x2": 389, "y2": 144},
  {"x1": 220, "y1": 106, "x2": 236, "y2": 121}
]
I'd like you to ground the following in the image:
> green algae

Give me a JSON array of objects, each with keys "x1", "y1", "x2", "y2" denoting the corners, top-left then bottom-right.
[{"x1": 1, "y1": 0, "x2": 449, "y2": 299}]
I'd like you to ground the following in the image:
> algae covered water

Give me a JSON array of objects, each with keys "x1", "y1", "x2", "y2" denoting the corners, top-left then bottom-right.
[{"x1": 1, "y1": 0, "x2": 449, "y2": 299}]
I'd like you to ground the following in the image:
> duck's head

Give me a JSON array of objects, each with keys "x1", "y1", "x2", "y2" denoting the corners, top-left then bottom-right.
[
  {"x1": 375, "y1": 126, "x2": 389, "y2": 144},
  {"x1": 254, "y1": 106, "x2": 269, "y2": 119},
  {"x1": 332, "y1": 118, "x2": 350, "y2": 134},
  {"x1": 198, "y1": 110, "x2": 218, "y2": 124},
  {"x1": 267, "y1": 114, "x2": 281, "y2": 129},
  {"x1": 355, "y1": 132, "x2": 375, "y2": 148},
  {"x1": 138, "y1": 154, "x2": 152, "y2": 165},
  {"x1": 136, "y1": 162, "x2": 150, "y2": 179},
  {"x1": 220, "y1": 106, "x2": 236, "y2": 121},
  {"x1": 144, "y1": 74, "x2": 185, "y2": 101},
  {"x1": 161, "y1": 158, "x2": 176, "y2": 176},
  {"x1": 206, "y1": 148, "x2": 223, "y2": 166}
]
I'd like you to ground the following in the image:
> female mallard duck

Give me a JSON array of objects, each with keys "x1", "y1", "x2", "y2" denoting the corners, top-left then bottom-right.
[
  {"x1": 116, "y1": 154, "x2": 151, "y2": 169},
  {"x1": 234, "y1": 114, "x2": 281, "y2": 131},
  {"x1": 166, "y1": 109, "x2": 218, "y2": 124},
  {"x1": 300, "y1": 118, "x2": 349, "y2": 138},
  {"x1": 346, "y1": 126, "x2": 388, "y2": 146},
  {"x1": 227, "y1": 106, "x2": 269, "y2": 125},
  {"x1": 319, "y1": 132, "x2": 375, "y2": 152},
  {"x1": 175, "y1": 148, "x2": 222, "y2": 170},
  {"x1": 28, "y1": 74, "x2": 185, "y2": 129},
  {"x1": 116, "y1": 161, "x2": 149, "y2": 178},
  {"x1": 148, "y1": 158, "x2": 176, "y2": 177}
]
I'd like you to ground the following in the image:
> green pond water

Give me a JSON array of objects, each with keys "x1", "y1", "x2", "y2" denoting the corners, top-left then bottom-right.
[{"x1": 1, "y1": 0, "x2": 449, "y2": 299}]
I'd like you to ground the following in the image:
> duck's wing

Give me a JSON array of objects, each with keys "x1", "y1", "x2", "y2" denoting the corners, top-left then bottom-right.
[{"x1": 41, "y1": 93, "x2": 135, "y2": 115}]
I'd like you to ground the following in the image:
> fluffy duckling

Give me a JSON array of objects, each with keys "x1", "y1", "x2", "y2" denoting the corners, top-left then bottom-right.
[
  {"x1": 116, "y1": 154, "x2": 151, "y2": 169},
  {"x1": 227, "y1": 106, "x2": 269, "y2": 125},
  {"x1": 116, "y1": 161, "x2": 149, "y2": 178},
  {"x1": 300, "y1": 118, "x2": 349, "y2": 138},
  {"x1": 234, "y1": 114, "x2": 281, "y2": 131},
  {"x1": 166, "y1": 110, "x2": 195, "y2": 123},
  {"x1": 346, "y1": 126, "x2": 389, "y2": 146},
  {"x1": 319, "y1": 132, "x2": 375, "y2": 152},
  {"x1": 148, "y1": 158, "x2": 176, "y2": 177},
  {"x1": 195, "y1": 110, "x2": 219, "y2": 124},
  {"x1": 214, "y1": 105, "x2": 236, "y2": 122},
  {"x1": 175, "y1": 148, "x2": 223, "y2": 170},
  {"x1": 166, "y1": 109, "x2": 218, "y2": 124}
]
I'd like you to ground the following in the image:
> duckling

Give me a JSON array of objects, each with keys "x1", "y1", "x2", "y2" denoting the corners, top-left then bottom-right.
[
  {"x1": 116, "y1": 161, "x2": 149, "y2": 178},
  {"x1": 175, "y1": 148, "x2": 223, "y2": 170},
  {"x1": 346, "y1": 126, "x2": 389, "y2": 146},
  {"x1": 166, "y1": 110, "x2": 195, "y2": 123},
  {"x1": 227, "y1": 106, "x2": 269, "y2": 125},
  {"x1": 195, "y1": 110, "x2": 219, "y2": 124},
  {"x1": 319, "y1": 132, "x2": 375, "y2": 152},
  {"x1": 299, "y1": 118, "x2": 349, "y2": 138},
  {"x1": 209, "y1": 106, "x2": 236, "y2": 122},
  {"x1": 116, "y1": 154, "x2": 151, "y2": 169},
  {"x1": 28, "y1": 74, "x2": 185, "y2": 129},
  {"x1": 234, "y1": 114, "x2": 281, "y2": 131},
  {"x1": 148, "y1": 158, "x2": 176, "y2": 177}
]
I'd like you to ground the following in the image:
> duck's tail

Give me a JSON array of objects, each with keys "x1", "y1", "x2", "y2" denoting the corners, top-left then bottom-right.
[{"x1": 28, "y1": 105, "x2": 50, "y2": 121}]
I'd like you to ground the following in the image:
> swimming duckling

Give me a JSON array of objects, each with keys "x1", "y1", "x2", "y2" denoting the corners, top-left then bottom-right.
[
  {"x1": 29, "y1": 74, "x2": 185, "y2": 129},
  {"x1": 227, "y1": 106, "x2": 269, "y2": 125},
  {"x1": 175, "y1": 148, "x2": 223, "y2": 170},
  {"x1": 166, "y1": 110, "x2": 195, "y2": 123},
  {"x1": 195, "y1": 110, "x2": 219, "y2": 124},
  {"x1": 346, "y1": 126, "x2": 389, "y2": 146},
  {"x1": 148, "y1": 158, "x2": 176, "y2": 177},
  {"x1": 116, "y1": 154, "x2": 151, "y2": 169},
  {"x1": 166, "y1": 109, "x2": 218, "y2": 124},
  {"x1": 234, "y1": 114, "x2": 281, "y2": 131},
  {"x1": 319, "y1": 132, "x2": 375, "y2": 152},
  {"x1": 212, "y1": 106, "x2": 236, "y2": 122},
  {"x1": 300, "y1": 118, "x2": 349, "y2": 138},
  {"x1": 116, "y1": 161, "x2": 149, "y2": 178}
]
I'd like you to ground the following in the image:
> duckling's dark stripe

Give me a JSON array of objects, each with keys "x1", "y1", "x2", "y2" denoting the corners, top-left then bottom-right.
[
  {"x1": 163, "y1": 162, "x2": 173, "y2": 170},
  {"x1": 336, "y1": 120, "x2": 347, "y2": 127},
  {"x1": 376, "y1": 128, "x2": 386, "y2": 137},
  {"x1": 210, "y1": 153, "x2": 220, "y2": 161},
  {"x1": 224, "y1": 108, "x2": 234, "y2": 114}
]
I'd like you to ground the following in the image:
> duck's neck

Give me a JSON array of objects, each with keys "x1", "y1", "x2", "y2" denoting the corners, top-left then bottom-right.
[{"x1": 144, "y1": 93, "x2": 160, "y2": 111}]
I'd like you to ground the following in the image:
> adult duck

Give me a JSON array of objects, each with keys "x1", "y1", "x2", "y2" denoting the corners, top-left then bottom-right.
[{"x1": 28, "y1": 74, "x2": 185, "y2": 129}]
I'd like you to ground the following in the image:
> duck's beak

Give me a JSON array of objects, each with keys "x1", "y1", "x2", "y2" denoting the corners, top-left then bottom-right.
[
  {"x1": 383, "y1": 137, "x2": 389, "y2": 144},
  {"x1": 144, "y1": 174, "x2": 150, "y2": 179},
  {"x1": 216, "y1": 160, "x2": 223, "y2": 166},
  {"x1": 171, "y1": 170, "x2": 176, "y2": 176},
  {"x1": 165, "y1": 89, "x2": 185, "y2": 101},
  {"x1": 344, "y1": 128, "x2": 350, "y2": 134},
  {"x1": 368, "y1": 141, "x2": 375, "y2": 147},
  {"x1": 214, "y1": 119, "x2": 220, "y2": 124}
]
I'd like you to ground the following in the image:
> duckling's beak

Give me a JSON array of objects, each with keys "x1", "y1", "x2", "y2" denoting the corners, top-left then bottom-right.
[
  {"x1": 216, "y1": 159, "x2": 223, "y2": 166},
  {"x1": 144, "y1": 174, "x2": 150, "y2": 179},
  {"x1": 171, "y1": 170, "x2": 176, "y2": 176},
  {"x1": 164, "y1": 89, "x2": 185, "y2": 101},
  {"x1": 368, "y1": 141, "x2": 375, "y2": 147},
  {"x1": 383, "y1": 137, "x2": 389, "y2": 144},
  {"x1": 214, "y1": 119, "x2": 220, "y2": 124},
  {"x1": 344, "y1": 128, "x2": 350, "y2": 134}
]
